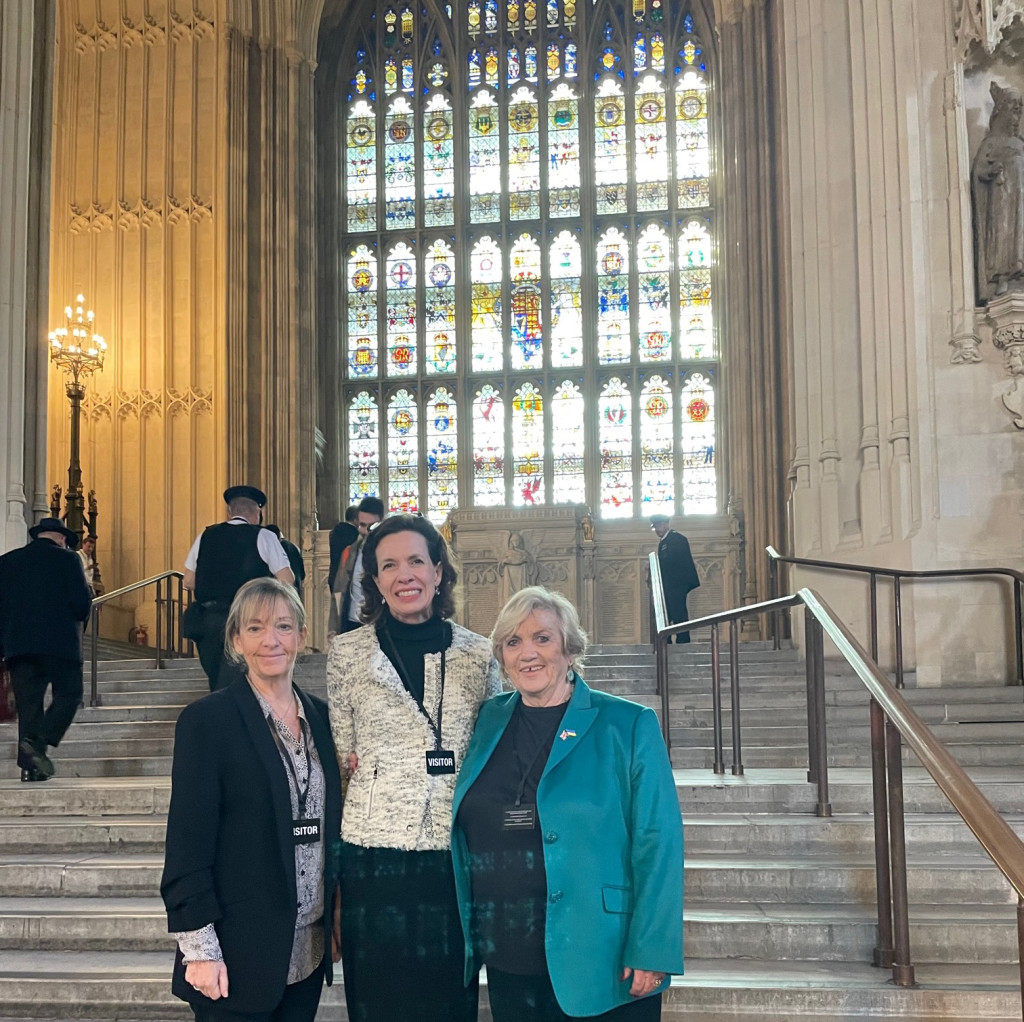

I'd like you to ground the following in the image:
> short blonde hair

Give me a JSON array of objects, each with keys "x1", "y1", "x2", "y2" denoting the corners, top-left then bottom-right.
[
  {"x1": 224, "y1": 577, "x2": 306, "y2": 665},
  {"x1": 490, "y1": 586, "x2": 587, "y2": 680}
]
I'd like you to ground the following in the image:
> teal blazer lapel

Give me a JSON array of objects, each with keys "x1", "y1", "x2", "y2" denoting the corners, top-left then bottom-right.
[
  {"x1": 540, "y1": 675, "x2": 598, "y2": 780},
  {"x1": 452, "y1": 691, "x2": 518, "y2": 818}
]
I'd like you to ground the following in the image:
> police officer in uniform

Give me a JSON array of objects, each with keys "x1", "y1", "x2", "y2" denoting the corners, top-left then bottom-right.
[{"x1": 183, "y1": 486, "x2": 294, "y2": 690}]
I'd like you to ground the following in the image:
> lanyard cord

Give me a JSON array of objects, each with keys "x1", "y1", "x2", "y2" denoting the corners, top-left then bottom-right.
[
  {"x1": 510, "y1": 707, "x2": 554, "y2": 808},
  {"x1": 379, "y1": 619, "x2": 451, "y2": 751},
  {"x1": 266, "y1": 713, "x2": 313, "y2": 817}
]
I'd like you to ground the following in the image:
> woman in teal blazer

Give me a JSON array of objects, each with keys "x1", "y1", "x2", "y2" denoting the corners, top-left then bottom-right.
[{"x1": 451, "y1": 587, "x2": 683, "y2": 1021}]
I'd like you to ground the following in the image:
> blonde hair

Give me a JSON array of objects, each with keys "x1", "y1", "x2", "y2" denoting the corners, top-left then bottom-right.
[
  {"x1": 224, "y1": 577, "x2": 306, "y2": 665},
  {"x1": 489, "y1": 586, "x2": 587, "y2": 680}
]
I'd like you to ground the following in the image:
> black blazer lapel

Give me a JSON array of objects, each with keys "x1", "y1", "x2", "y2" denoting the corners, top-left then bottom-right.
[{"x1": 229, "y1": 679, "x2": 298, "y2": 903}]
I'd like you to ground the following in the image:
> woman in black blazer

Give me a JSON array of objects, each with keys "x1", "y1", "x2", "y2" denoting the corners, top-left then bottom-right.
[{"x1": 161, "y1": 578, "x2": 343, "y2": 1022}]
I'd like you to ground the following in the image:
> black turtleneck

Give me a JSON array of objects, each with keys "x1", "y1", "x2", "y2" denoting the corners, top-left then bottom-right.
[{"x1": 376, "y1": 612, "x2": 448, "y2": 705}]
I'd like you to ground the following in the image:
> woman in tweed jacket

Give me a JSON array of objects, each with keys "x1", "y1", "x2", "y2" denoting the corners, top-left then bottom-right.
[{"x1": 327, "y1": 514, "x2": 500, "y2": 1022}]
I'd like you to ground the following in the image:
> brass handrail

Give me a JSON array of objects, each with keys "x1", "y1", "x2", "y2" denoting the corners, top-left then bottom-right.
[
  {"x1": 649, "y1": 572, "x2": 1024, "y2": 1007},
  {"x1": 766, "y1": 545, "x2": 1024, "y2": 687},
  {"x1": 87, "y1": 570, "x2": 191, "y2": 707},
  {"x1": 647, "y1": 550, "x2": 671, "y2": 747}
]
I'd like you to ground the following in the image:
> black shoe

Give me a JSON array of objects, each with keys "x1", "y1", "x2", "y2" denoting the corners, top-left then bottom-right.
[
  {"x1": 20, "y1": 767, "x2": 51, "y2": 782},
  {"x1": 17, "y1": 738, "x2": 54, "y2": 779}
]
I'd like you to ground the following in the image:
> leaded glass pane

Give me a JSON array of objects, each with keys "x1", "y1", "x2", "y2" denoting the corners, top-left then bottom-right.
[
  {"x1": 681, "y1": 372, "x2": 716, "y2": 513},
  {"x1": 564, "y1": 42, "x2": 578, "y2": 76},
  {"x1": 471, "y1": 237, "x2": 504, "y2": 371},
  {"x1": 547, "y1": 42, "x2": 561, "y2": 80},
  {"x1": 385, "y1": 97, "x2": 416, "y2": 229},
  {"x1": 550, "y1": 231, "x2": 583, "y2": 367},
  {"x1": 634, "y1": 73, "x2": 668, "y2": 211},
  {"x1": 636, "y1": 223, "x2": 672, "y2": 362},
  {"x1": 346, "y1": 100, "x2": 377, "y2": 232},
  {"x1": 552, "y1": 381, "x2": 585, "y2": 503},
  {"x1": 469, "y1": 92, "x2": 501, "y2": 222},
  {"x1": 639, "y1": 375, "x2": 673, "y2": 513},
  {"x1": 425, "y1": 239, "x2": 457, "y2": 374},
  {"x1": 386, "y1": 390, "x2": 419, "y2": 511},
  {"x1": 485, "y1": 46, "x2": 499, "y2": 86},
  {"x1": 594, "y1": 79, "x2": 628, "y2": 215},
  {"x1": 651, "y1": 32, "x2": 664, "y2": 70},
  {"x1": 510, "y1": 235, "x2": 544, "y2": 370},
  {"x1": 508, "y1": 87, "x2": 540, "y2": 220},
  {"x1": 599, "y1": 378, "x2": 632, "y2": 518},
  {"x1": 507, "y1": 0, "x2": 520, "y2": 30},
  {"x1": 512, "y1": 383, "x2": 545, "y2": 505},
  {"x1": 348, "y1": 391, "x2": 380, "y2": 503},
  {"x1": 423, "y1": 94, "x2": 455, "y2": 227},
  {"x1": 597, "y1": 227, "x2": 630, "y2": 364},
  {"x1": 548, "y1": 83, "x2": 580, "y2": 218},
  {"x1": 508, "y1": 46, "x2": 521, "y2": 84},
  {"x1": 468, "y1": 48, "x2": 482, "y2": 87},
  {"x1": 347, "y1": 245, "x2": 378, "y2": 378},
  {"x1": 676, "y1": 69, "x2": 710, "y2": 208},
  {"x1": 485, "y1": 0, "x2": 499, "y2": 32},
  {"x1": 473, "y1": 385, "x2": 505, "y2": 505},
  {"x1": 679, "y1": 219, "x2": 713, "y2": 358},
  {"x1": 525, "y1": 43, "x2": 538, "y2": 82},
  {"x1": 426, "y1": 387, "x2": 458, "y2": 522},
  {"x1": 386, "y1": 242, "x2": 417, "y2": 376}
]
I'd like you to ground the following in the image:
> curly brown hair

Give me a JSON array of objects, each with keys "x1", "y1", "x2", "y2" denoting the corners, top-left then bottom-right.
[{"x1": 358, "y1": 514, "x2": 457, "y2": 624}]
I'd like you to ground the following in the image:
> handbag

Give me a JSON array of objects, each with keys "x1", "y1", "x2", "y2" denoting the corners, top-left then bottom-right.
[
  {"x1": 0, "y1": 661, "x2": 16, "y2": 723},
  {"x1": 181, "y1": 601, "x2": 206, "y2": 641}
]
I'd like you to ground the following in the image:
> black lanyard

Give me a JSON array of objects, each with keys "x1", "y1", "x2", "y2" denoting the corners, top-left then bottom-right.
[
  {"x1": 266, "y1": 712, "x2": 313, "y2": 818},
  {"x1": 380, "y1": 621, "x2": 450, "y2": 751},
  {"x1": 510, "y1": 707, "x2": 554, "y2": 808}
]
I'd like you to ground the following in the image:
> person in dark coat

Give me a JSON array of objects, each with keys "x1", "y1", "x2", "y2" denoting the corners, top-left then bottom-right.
[
  {"x1": 327, "y1": 506, "x2": 359, "y2": 595},
  {"x1": 183, "y1": 486, "x2": 294, "y2": 691},
  {"x1": 651, "y1": 514, "x2": 701, "y2": 643},
  {"x1": 0, "y1": 517, "x2": 93, "y2": 781},
  {"x1": 266, "y1": 526, "x2": 305, "y2": 601}
]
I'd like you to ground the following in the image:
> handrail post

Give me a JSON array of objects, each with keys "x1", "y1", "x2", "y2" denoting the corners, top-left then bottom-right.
[
  {"x1": 893, "y1": 577, "x2": 904, "y2": 689},
  {"x1": 870, "y1": 697, "x2": 894, "y2": 968},
  {"x1": 658, "y1": 634, "x2": 671, "y2": 751},
  {"x1": 804, "y1": 610, "x2": 831, "y2": 816},
  {"x1": 1016, "y1": 897, "x2": 1023, "y2": 1022},
  {"x1": 769, "y1": 555, "x2": 780, "y2": 650},
  {"x1": 165, "y1": 573, "x2": 174, "y2": 662},
  {"x1": 155, "y1": 578, "x2": 163, "y2": 671},
  {"x1": 1014, "y1": 579, "x2": 1023, "y2": 688},
  {"x1": 729, "y1": 619, "x2": 743, "y2": 775},
  {"x1": 89, "y1": 608, "x2": 100, "y2": 708},
  {"x1": 710, "y1": 622, "x2": 724, "y2": 775},
  {"x1": 869, "y1": 573, "x2": 879, "y2": 662},
  {"x1": 805, "y1": 607, "x2": 820, "y2": 784},
  {"x1": 648, "y1": 570, "x2": 657, "y2": 661},
  {"x1": 885, "y1": 718, "x2": 916, "y2": 986}
]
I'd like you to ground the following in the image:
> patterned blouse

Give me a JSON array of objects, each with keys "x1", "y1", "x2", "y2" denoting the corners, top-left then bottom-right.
[{"x1": 173, "y1": 684, "x2": 326, "y2": 985}]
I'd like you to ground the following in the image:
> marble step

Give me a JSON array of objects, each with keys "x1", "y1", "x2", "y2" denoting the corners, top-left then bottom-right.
[{"x1": 0, "y1": 896, "x2": 1014, "y2": 963}]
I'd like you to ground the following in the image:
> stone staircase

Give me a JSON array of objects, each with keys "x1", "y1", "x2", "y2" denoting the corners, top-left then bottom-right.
[{"x1": 0, "y1": 644, "x2": 1019, "y2": 1019}]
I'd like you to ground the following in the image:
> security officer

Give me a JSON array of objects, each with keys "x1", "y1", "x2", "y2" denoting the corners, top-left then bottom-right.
[
  {"x1": 182, "y1": 486, "x2": 294, "y2": 690},
  {"x1": 650, "y1": 513, "x2": 701, "y2": 643}
]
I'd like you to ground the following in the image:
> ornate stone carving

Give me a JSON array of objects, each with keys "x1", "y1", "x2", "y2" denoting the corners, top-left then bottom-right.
[
  {"x1": 954, "y1": 0, "x2": 1024, "y2": 57},
  {"x1": 167, "y1": 388, "x2": 213, "y2": 417},
  {"x1": 118, "y1": 198, "x2": 163, "y2": 231},
  {"x1": 69, "y1": 203, "x2": 114, "y2": 234},
  {"x1": 972, "y1": 83, "x2": 1024, "y2": 304},
  {"x1": 167, "y1": 194, "x2": 214, "y2": 225},
  {"x1": 498, "y1": 531, "x2": 536, "y2": 602},
  {"x1": 169, "y1": 10, "x2": 216, "y2": 42},
  {"x1": 987, "y1": 292, "x2": 1024, "y2": 425},
  {"x1": 74, "y1": 11, "x2": 212, "y2": 50},
  {"x1": 949, "y1": 332, "x2": 984, "y2": 363}
]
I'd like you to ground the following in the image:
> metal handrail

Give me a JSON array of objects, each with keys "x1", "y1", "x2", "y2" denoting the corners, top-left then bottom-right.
[
  {"x1": 647, "y1": 551, "x2": 671, "y2": 747},
  {"x1": 649, "y1": 568, "x2": 1024, "y2": 1007},
  {"x1": 766, "y1": 545, "x2": 1024, "y2": 687},
  {"x1": 87, "y1": 570, "x2": 191, "y2": 707}
]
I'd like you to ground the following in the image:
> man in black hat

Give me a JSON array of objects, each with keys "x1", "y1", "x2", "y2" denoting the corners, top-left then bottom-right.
[
  {"x1": 0, "y1": 518, "x2": 93, "y2": 780},
  {"x1": 182, "y1": 486, "x2": 294, "y2": 690},
  {"x1": 650, "y1": 514, "x2": 701, "y2": 643}
]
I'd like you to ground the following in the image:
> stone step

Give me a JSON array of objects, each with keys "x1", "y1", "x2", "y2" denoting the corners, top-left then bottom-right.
[
  {"x1": 670, "y1": 721, "x2": 1024, "y2": 745},
  {"x1": 671, "y1": 743, "x2": 1024, "y2": 769},
  {"x1": 0, "y1": 738, "x2": 175, "y2": 759}
]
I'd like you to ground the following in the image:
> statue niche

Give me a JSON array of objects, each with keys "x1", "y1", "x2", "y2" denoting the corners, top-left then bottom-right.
[{"x1": 972, "y1": 81, "x2": 1024, "y2": 305}]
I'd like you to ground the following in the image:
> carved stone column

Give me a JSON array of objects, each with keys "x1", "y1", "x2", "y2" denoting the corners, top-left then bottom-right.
[{"x1": 988, "y1": 293, "x2": 1024, "y2": 426}]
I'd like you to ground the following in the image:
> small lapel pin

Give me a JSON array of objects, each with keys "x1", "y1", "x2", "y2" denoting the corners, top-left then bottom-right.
[{"x1": 559, "y1": 729, "x2": 577, "y2": 741}]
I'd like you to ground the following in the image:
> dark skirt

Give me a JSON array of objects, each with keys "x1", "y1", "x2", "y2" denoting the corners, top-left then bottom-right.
[{"x1": 339, "y1": 841, "x2": 479, "y2": 1022}]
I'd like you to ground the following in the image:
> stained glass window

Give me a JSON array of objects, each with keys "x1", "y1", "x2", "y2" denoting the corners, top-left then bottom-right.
[
  {"x1": 599, "y1": 378, "x2": 632, "y2": 518},
  {"x1": 346, "y1": 101, "x2": 376, "y2": 231},
  {"x1": 552, "y1": 381, "x2": 585, "y2": 503},
  {"x1": 340, "y1": 2, "x2": 720, "y2": 519},
  {"x1": 512, "y1": 383, "x2": 545, "y2": 505},
  {"x1": 347, "y1": 245, "x2": 378, "y2": 378},
  {"x1": 386, "y1": 242, "x2": 417, "y2": 376},
  {"x1": 636, "y1": 223, "x2": 672, "y2": 362},
  {"x1": 473, "y1": 385, "x2": 505, "y2": 505},
  {"x1": 348, "y1": 391, "x2": 380, "y2": 503},
  {"x1": 423, "y1": 94, "x2": 454, "y2": 227},
  {"x1": 681, "y1": 372, "x2": 716, "y2": 513},
  {"x1": 509, "y1": 234, "x2": 543, "y2": 370},
  {"x1": 385, "y1": 97, "x2": 415, "y2": 229},
  {"x1": 679, "y1": 219, "x2": 713, "y2": 358},
  {"x1": 548, "y1": 83, "x2": 580, "y2": 218},
  {"x1": 469, "y1": 92, "x2": 501, "y2": 222},
  {"x1": 387, "y1": 390, "x2": 419, "y2": 511},
  {"x1": 426, "y1": 387, "x2": 458, "y2": 521},
  {"x1": 508, "y1": 87, "x2": 540, "y2": 220},
  {"x1": 639, "y1": 375, "x2": 674, "y2": 512},
  {"x1": 597, "y1": 227, "x2": 630, "y2": 364},
  {"x1": 471, "y1": 237, "x2": 504, "y2": 371},
  {"x1": 549, "y1": 231, "x2": 583, "y2": 367},
  {"x1": 425, "y1": 239, "x2": 457, "y2": 373}
]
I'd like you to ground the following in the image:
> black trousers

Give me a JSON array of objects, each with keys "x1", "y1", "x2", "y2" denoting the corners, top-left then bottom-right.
[
  {"x1": 667, "y1": 594, "x2": 692, "y2": 644},
  {"x1": 190, "y1": 961, "x2": 324, "y2": 1022},
  {"x1": 487, "y1": 968, "x2": 661, "y2": 1022},
  {"x1": 9, "y1": 655, "x2": 82, "y2": 750},
  {"x1": 195, "y1": 610, "x2": 244, "y2": 692}
]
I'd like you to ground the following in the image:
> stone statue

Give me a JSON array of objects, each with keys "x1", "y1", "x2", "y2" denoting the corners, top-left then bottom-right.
[
  {"x1": 972, "y1": 82, "x2": 1024, "y2": 304},
  {"x1": 498, "y1": 531, "x2": 535, "y2": 603},
  {"x1": 580, "y1": 513, "x2": 595, "y2": 543}
]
